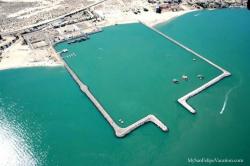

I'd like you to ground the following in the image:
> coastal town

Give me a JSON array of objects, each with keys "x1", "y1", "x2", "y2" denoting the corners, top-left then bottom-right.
[
  {"x1": 2, "y1": 0, "x2": 245, "y2": 136},
  {"x1": 0, "y1": 0, "x2": 248, "y2": 70},
  {"x1": 0, "y1": 1, "x2": 246, "y2": 134},
  {"x1": 1, "y1": 1, "x2": 250, "y2": 165}
]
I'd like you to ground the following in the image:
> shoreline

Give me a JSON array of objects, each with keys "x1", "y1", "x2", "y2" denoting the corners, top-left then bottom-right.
[
  {"x1": 0, "y1": 40, "x2": 63, "y2": 71},
  {"x1": 96, "y1": 9, "x2": 197, "y2": 28},
  {"x1": 0, "y1": 64, "x2": 63, "y2": 72},
  {"x1": 0, "y1": 9, "x2": 197, "y2": 71},
  {"x1": 152, "y1": 10, "x2": 195, "y2": 27},
  {"x1": 142, "y1": 10, "x2": 197, "y2": 27}
]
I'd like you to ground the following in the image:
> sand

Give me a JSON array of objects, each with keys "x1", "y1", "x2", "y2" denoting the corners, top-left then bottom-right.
[
  {"x1": 95, "y1": 8, "x2": 196, "y2": 28},
  {"x1": 0, "y1": 40, "x2": 62, "y2": 71},
  {"x1": 138, "y1": 10, "x2": 196, "y2": 26}
]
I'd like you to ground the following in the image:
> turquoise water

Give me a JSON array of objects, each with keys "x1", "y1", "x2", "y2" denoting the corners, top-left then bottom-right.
[
  {"x1": 55, "y1": 23, "x2": 219, "y2": 127},
  {"x1": 1, "y1": 8, "x2": 250, "y2": 166}
]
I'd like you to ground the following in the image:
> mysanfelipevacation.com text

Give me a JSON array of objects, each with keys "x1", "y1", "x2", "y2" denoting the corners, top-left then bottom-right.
[{"x1": 188, "y1": 157, "x2": 244, "y2": 164}]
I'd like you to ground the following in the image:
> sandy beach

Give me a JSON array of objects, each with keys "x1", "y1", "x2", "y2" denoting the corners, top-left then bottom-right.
[
  {"x1": 0, "y1": 40, "x2": 62, "y2": 71},
  {"x1": 95, "y1": 4, "x2": 196, "y2": 28}
]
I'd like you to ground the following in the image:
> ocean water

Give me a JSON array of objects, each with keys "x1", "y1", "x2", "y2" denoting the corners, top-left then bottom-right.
[{"x1": 0, "y1": 8, "x2": 250, "y2": 166}]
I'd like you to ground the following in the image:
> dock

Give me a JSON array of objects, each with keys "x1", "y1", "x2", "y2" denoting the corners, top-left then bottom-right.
[
  {"x1": 58, "y1": 51, "x2": 167, "y2": 137},
  {"x1": 140, "y1": 21, "x2": 231, "y2": 114},
  {"x1": 67, "y1": 36, "x2": 89, "y2": 44},
  {"x1": 57, "y1": 49, "x2": 68, "y2": 54}
]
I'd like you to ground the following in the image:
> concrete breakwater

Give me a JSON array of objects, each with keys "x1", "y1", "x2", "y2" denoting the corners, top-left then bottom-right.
[
  {"x1": 178, "y1": 72, "x2": 230, "y2": 113},
  {"x1": 58, "y1": 51, "x2": 167, "y2": 137},
  {"x1": 140, "y1": 21, "x2": 231, "y2": 114}
]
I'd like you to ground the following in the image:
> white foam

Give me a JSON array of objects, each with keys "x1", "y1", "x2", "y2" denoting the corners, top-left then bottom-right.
[{"x1": 220, "y1": 79, "x2": 242, "y2": 114}]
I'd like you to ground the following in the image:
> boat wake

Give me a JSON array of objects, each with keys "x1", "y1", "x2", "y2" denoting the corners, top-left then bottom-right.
[{"x1": 220, "y1": 78, "x2": 242, "y2": 114}]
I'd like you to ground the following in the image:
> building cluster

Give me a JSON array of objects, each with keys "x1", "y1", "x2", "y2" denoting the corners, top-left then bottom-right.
[
  {"x1": 186, "y1": 0, "x2": 247, "y2": 9},
  {"x1": 148, "y1": 0, "x2": 247, "y2": 13},
  {"x1": 0, "y1": 3, "x2": 106, "y2": 68},
  {"x1": 1, "y1": 0, "x2": 248, "y2": 35},
  {"x1": 0, "y1": 3, "x2": 107, "y2": 68},
  {"x1": 0, "y1": 7, "x2": 103, "y2": 52},
  {"x1": 148, "y1": 0, "x2": 182, "y2": 13}
]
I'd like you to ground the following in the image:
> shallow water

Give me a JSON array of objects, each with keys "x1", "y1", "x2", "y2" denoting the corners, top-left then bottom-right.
[{"x1": 0, "y1": 8, "x2": 250, "y2": 166}]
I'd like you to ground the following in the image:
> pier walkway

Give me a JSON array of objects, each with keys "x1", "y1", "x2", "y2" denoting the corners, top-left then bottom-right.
[
  {"x1": 59, "y1": 52, "x2": 167, "y2": 137},
  {"x1": 140, "y1": 21, "x2": 231, "y2": 114}
]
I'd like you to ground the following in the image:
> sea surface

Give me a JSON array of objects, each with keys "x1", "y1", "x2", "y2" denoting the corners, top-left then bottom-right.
[{"x1": 0, "y1": 8, "x2": 250, "y2": 166}]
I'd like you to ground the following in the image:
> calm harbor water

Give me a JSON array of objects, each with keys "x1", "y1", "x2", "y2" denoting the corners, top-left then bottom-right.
[{"x1": 0, "y1": 8, "x2": 250, "y2": 166}]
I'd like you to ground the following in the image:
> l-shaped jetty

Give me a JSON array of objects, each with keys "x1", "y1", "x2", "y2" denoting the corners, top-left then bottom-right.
[
  {"x1": 140, "y1": 21, "x2": 231, "y2": 114},
  {"x1": 57, "y1": 49, "x2": 167, "y2": 137}
]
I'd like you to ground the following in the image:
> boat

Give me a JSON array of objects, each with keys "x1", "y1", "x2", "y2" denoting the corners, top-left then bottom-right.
[
  {"x1": 182, "y1": 75, "x2": 188, "y2": 80},
  {"x1": 172, "y1": 79, "x2": 179, "y2": 84},
  {"x1": 197, "y1": 74, "x2": 204, "y2": 80}
]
